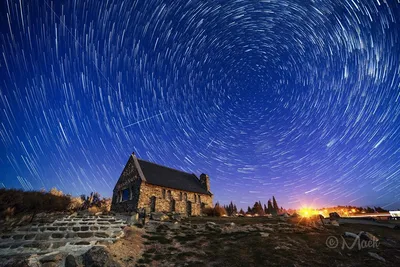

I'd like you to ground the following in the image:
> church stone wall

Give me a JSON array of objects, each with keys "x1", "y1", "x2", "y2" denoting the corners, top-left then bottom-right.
[{"x1": 138, "y1": 183, "x2": 213, "y2": 216}]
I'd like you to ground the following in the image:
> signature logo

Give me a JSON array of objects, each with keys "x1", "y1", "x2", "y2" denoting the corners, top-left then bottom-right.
[{"x1": 326, "y1": 233, "x2": 379, "y2": 250}]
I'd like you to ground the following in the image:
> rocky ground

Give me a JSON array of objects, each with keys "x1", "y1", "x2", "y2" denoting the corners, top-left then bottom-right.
[
  {"x1": 135, "y1": 216, "x2": 400, "y2": 267},
  {"x1": 1, "y1": 214, "x2": 400, "y2": 266}
]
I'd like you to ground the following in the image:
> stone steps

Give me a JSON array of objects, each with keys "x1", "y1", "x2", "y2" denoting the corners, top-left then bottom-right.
[{"x1": 0, "y1": 213, "x2": 127, "y2": 256}]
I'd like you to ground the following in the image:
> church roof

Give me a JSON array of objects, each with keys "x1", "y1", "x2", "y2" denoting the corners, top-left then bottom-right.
[{"x1": 136, "y1": 157, "x2": 211, "y2": 195}]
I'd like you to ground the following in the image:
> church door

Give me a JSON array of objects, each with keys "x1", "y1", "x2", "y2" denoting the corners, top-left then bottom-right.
[
  {"x1": 149, "y1": 196, "x2": 156, "y2": 212},
  {"x1": 186, "y1": 201, "x2": 192, "y2": 216}
]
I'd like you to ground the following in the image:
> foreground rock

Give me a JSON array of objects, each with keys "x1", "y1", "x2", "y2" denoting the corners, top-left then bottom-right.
[{"x1": 83, "y1": 246, "x2": 121, "y2": 267}]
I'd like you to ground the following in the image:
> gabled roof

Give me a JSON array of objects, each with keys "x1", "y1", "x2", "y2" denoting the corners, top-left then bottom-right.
[{"x1": 132, "y1": 155, "x2": 211, "y2": 195}]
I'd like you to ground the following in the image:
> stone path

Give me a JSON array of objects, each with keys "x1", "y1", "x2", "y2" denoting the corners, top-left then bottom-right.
[{"x1": 0, "y1": 214, "x2": 127, "y2": 257}]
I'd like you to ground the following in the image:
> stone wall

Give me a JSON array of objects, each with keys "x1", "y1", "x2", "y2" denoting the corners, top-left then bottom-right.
[
  {"x1": 111, "y1": 156, "x2": 142, "y2": 213},
  {"x1": 138, "y1": 183, "x2": 213, "y2": 216}
]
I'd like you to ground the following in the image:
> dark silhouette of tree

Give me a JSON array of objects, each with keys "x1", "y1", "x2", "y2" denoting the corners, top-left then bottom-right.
[
  {"x1": 272, "y1": 196, "x2": 279, "y2": 215},
  {"x1": 267, "y1": 199, "x2": 273, "y2": 214}
]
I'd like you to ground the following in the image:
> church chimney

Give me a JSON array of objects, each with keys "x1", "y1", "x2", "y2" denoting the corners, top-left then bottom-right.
[{"x1": 200, "y1": 173, "x2": 210, "y2": 192}]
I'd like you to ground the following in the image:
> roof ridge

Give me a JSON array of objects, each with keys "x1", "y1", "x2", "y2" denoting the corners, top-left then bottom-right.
[{"x1": 137, "y1": 158, "x2": 197, "y2": 177}]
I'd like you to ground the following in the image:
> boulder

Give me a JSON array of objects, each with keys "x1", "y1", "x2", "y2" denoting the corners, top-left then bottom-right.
[
  {"x1": 39, "y1": 252, "x2": 64, "y2": 265},
  {"x1": 83, "y1": 246, "x2": 121, "y2": 267},
  {"x1": 150, "y1": 212, "x2": 169, "y2": 221},
  {"x1": 65, "y1": 255, "x2": 78, "y2": 267}
]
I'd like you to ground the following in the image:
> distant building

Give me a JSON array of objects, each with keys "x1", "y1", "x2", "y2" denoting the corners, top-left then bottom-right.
[{"x1": 111, "y1": 153, "x2": 213, "y2": 216}]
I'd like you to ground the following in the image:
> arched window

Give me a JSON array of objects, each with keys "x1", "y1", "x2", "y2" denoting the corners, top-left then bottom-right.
[
  {"x1": 194, "y1": 194, "x2": 197, "y2": 203},
  {"x1": 198, "y1": 195, "x2": 201, "y2": 203},
  {"x1": 167, "y1": 190, "x2": 171, "y2": 200},
  {"x1": 162, "y1": 189, "x2": 166, "y2": 199},
  {"x1": 180, "y1": 192, "x2": 183, "y2": 201},
  {"x1": 184, "y1": 193, "x2": 187, "y2": 201}
]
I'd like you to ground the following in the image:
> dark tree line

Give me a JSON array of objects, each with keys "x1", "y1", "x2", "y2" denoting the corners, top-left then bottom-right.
[{"x1": 222, "y1": 196, "x2": 284, "y2": 216}]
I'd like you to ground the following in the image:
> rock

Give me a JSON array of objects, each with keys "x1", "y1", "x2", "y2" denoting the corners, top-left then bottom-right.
[
  {"x1": 83, "y1": 246, "x2": 121, "y2": 267},
  {"x1": 150, "y1": 212, "x2": 169, "y2": 221},
  {"x1": 343, "y1": 232, "x2": 358, "y2": 239},
  {"x1": 70, "y1": 212, "x2": 78, "y2": 217},
  {"x1": 1, "y1": 257, "x2": 31, "y2": 267},
  {"x1": 225, "y1": 222, "x2": 235, "y2": 227},
  {"x1": 39, "y1": 252, "x2": 64, "y2": 266},
  {"x1": 360, "y1": 232, "x2": 379, "y2": 242},
  {"x1": 127, "y1": 213, "x2": 139, "y2": 225},
  {"x1": 368, "y1": 252, "x2": 385, "y2": 262},
  {"x1": 171, "y1": 213, "x2": 182, "y2": 222},
  {"x1": 156, "y1": 224, "x2": 169, "y2": 232},
  {"x1": 206, "y1": 221, "x2": 216, "y2": 225},
  {"x1": 331, "y1": 220, "x2": 340, "y2": 226},
  {"x1": 260, "y1": 232, "x2": 270, "y2": 238},
  {"x1": 65, "y1": 255, "x2": 78, "y2": 267},
  {"x1": 95, "y1": 212, "x2": 103, "y2": 216}
]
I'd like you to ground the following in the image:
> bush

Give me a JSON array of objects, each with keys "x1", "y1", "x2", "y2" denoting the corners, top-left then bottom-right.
[
  {"x1": 0, "y1": 188, "x2": 71, "y2": 219},
  {"x1": 202, "y1": 207, "x2": 214, "y2": 216},
  {"x1": 202, "y1": 206, "x2": 227, "y2": 217},
  {"x1": 88, "y1": 206, "x2": 100, "y2": 214},
  {"x1": 68, "y1": 196, "x2": 84, "y2": 211},
  {"x1": 49, "y1": 187, "x2": 64, "y2": 197}
]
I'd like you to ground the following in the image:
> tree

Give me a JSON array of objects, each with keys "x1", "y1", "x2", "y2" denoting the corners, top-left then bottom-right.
[
  {"x1": 264, "y1": 204, "x2": 268, "y2": 214},
  {"x1": 267, "y1": 199, "x2": 274, "y2": 215},
  {"x1": 272, "y1": 196, "x2": 279, "y2": 215},
  {"x1": 239, "y1": 209, "x2": 245, "y2": 215},
  {"x1": 252, "y1": 201, "x2": 264, "y2": 215}
]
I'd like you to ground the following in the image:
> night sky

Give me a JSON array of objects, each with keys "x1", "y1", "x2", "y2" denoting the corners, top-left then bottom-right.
[{"x1": 0, "y1": 0, "x2": 399, "y2": 210}]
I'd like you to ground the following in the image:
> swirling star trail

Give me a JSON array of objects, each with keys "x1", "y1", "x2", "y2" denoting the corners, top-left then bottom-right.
[{"x1": 0, "y1": 0, "x2": 399, "y2": 209}]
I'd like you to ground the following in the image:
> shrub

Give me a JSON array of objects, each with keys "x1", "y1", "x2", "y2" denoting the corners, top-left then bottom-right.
[
  {"x1": 49, "y1": 187, "x2": 64, "y2": 197},
  {"x1": 88, "y1": 206, "x2": 100, "y2": 214},
  {"x1": 3, "y1": 207, "x2": 15, "y2": 219},
  {"x1": 68, "y1": 196, "x2": 84, "y2": 211},
  {"x1": 0, "y1": 188, "x2": 71, "y2": 219},
  {"x1": 214, "y1": 205, "x2": 227, "y2": 217},
  {"x1": 202, "y1": 206, "x2": 227, "y2": 217},
  {"x1": 202, "y1": 207, "x2": 214, "y2": 216}
]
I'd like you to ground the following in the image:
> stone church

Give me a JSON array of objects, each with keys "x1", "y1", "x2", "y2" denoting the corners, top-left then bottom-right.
[{"x1": 111, "y1": 153, "x2": 213, "y2": 216}]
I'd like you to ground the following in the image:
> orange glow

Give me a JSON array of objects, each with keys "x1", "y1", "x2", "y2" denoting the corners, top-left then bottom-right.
[{"x1": 299, "y1": 207, "x2": 320, "y2": 218}]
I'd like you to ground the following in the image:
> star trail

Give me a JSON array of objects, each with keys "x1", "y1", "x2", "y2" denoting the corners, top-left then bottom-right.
[{"x1": 0, "y1": 0, "x2": 399, "y2": 209}]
